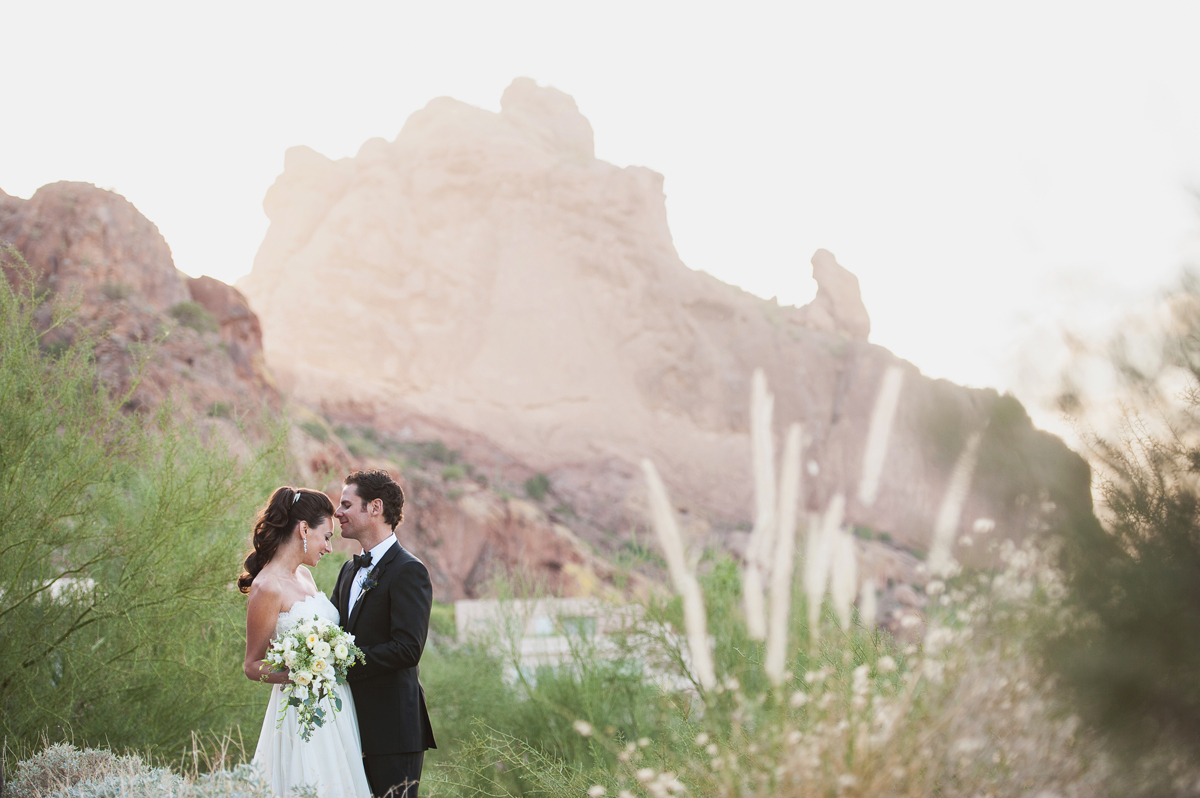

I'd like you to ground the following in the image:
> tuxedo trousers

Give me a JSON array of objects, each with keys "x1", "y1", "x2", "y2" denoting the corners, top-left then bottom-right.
[{"x1": 363, "y1": 751, "x2": 424, "y2": 798}]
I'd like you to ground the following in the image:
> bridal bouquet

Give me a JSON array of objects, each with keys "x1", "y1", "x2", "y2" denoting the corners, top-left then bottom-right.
[{"x1": 265, "y1": 616, "x2": 365, "y2": 741}]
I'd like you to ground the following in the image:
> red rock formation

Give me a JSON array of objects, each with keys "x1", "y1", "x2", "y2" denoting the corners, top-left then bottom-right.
[
  {"x1": 0, "y1": 181, "x2": 631, "y2": 598},
  {"x1": 187, "y1": 275, "x2": 274, "y2": 389},
  {"x1": 790, "y1": 249, "x2": 871, "y2": 340},
  {"x1": 0, "y1": 182, "x2": 188, "y2": 310},
  {"x1": 0, "y1": 182, "x2": 277, "y2": 418},
  {"x1": 239, "y1": 78, "x2": 1093, "y2": 561}
]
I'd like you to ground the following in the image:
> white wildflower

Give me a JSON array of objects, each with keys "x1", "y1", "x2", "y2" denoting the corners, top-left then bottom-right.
[{"x1": 852, "y1": 664, "x2": 870, "y2": 694}]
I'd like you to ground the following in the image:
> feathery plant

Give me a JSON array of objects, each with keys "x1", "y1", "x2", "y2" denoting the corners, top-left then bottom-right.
[
  {"x1": 423, "y1": 364, "x2": 1129, "y2": 797},
  {"x1": 0, "y1": 248, "x2": 287, "y2": 759}
]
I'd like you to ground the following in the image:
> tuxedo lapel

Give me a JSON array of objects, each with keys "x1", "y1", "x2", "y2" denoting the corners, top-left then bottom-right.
[
  {"x1": 347, "y1": 542, "x2": 402, "y2": 633},
  {"x1": 335, "y1": 561, "x2": 353, "y2": 625}
]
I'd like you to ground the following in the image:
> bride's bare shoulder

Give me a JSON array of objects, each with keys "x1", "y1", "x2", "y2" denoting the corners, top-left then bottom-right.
[{"x1": 247, "y1": 571, "x2": 285, "y2": 607}]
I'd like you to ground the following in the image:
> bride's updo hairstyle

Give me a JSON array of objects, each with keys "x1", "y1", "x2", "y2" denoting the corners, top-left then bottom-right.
[{"x1": 238, "y1": 486, "x2": 335, "y2": 594}]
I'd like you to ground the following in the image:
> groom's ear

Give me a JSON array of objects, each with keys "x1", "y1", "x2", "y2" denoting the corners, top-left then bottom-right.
[{"x1": 370, "y1": 498, "x2": 384, "y2": 517}]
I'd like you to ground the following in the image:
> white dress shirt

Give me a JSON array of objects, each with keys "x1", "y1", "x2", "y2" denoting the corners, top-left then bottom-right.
[{"x1": 348, "y1": 534, "x2": 396, "y2": 611}]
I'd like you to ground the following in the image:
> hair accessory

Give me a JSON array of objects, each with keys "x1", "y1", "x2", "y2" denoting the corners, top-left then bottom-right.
[{"x1": 293, "y1": 490, "x2": 302, "y2": 505}]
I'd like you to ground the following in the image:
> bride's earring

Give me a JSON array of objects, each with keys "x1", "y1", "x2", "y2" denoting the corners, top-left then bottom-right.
[{"x1": 303, "y1": 534, "x2": 308, "y2": 553}]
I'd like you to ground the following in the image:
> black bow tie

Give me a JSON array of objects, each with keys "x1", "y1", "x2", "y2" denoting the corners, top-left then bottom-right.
[{"x1": 352, "y1": 551, "x2": 373, "y2": 570}]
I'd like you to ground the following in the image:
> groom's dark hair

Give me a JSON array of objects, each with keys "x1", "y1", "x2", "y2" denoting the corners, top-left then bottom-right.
[{"x1": 344, "y1": 469, "x2": 405, "y2": 530}]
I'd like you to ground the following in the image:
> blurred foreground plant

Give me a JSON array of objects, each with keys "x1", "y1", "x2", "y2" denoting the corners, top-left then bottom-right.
[
  {"x1": 0, "y1": 249, "x2": 286, "y2": 757},
  {"x1": 1045, "y1": 272, "x2": 1200, "y2": 774},
  {"x1": 421, "y1": 368, "x2": 1129, "y2": 797}
]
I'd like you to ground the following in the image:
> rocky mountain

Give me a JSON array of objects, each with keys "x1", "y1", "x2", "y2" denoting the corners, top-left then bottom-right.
[
  {"x1": 0, "y1": 181, "x2": 628, "y2": 601},
  {"x1": 0, "y1": 182, "x2": 277, "y2": 418},
  {"x1": 238, "y1": 77, "x2": 1093, "y2": 560}
]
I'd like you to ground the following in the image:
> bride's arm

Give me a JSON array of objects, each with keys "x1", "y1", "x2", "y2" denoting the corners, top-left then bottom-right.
[{"x1": 244, "y1": 578, "x2": 290, "y2": 685}]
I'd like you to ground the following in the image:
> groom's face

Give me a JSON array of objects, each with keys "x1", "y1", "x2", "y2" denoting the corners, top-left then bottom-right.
[{"x1": 335, "y1": 483, "x2": 370, "y2": 541}]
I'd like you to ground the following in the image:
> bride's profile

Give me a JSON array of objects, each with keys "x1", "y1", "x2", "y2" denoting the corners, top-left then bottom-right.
[{"x1": 240, "y1": 486, "x2": 371, "y2": 798}]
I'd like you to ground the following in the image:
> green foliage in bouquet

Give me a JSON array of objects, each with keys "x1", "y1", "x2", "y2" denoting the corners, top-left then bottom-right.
[
  {"x1": 265, "y1": 615, "x2": 364, "y2": 740},
  {"x1": 0, "y1": 249, "x2": 287, "y2": 757}
]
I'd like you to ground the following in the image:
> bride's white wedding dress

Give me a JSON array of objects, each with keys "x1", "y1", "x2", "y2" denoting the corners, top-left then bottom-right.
[{"x1": 253, "y1": 593, "x2": 372, "y2": 798}]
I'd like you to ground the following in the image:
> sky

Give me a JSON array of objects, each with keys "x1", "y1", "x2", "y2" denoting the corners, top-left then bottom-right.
[{"x1": 4, "y1": 1, "x2": 1199, "y2": 430}]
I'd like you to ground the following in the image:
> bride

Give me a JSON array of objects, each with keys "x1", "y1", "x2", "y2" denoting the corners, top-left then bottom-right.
[{"x1": 240, "y1": 486, "x2": 372, "y2": 798}]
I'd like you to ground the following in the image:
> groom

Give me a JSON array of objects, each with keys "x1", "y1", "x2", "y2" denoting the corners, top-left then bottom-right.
[{"x1": 334, "y1": 469, "x2": 436, "y2": 798}]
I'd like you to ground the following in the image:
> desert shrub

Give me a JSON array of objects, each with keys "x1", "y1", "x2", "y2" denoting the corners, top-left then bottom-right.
[
  {"x1": 423, "y1": 439, "x2": 457, "y2": 465},
  {"x1": 8, "y1": 743, "x2": 272, "y2": 798},
  {"x1": 298, "y1": 419, "x2": 328, "y2": 442},
  {"x1": 1048, "y1": 426, "x2": 1200, "y2": 762},
  {"x1": 421, "y1": 643, "x2": 519, "y2": 759},
  {"x1": 1047, "y1": 401, "x2": 1200, "y2": 763},
  {"x1": 524, "y1": 473, "x2": 551, "y2": 501},
  {"x1": 0, "y1": 254, "x2": 286, "y2": 757},
  {"x1": 333, "y1": 424, "x2": 379, "y2": 458},
  {"x1": 7, "y1": 744, "x2": 147, "y2": 798},
  {"x1": 207, "y1": 400, "x2": 233, "y2": 418},
  {"x1": 99, "y1": 282, "x2": 131, "y2": 301},
  {"x1": 1038, "y1": 272, "x2": 1200, "y2": 773},
  {"x1": 55, "y1": 769, "x2": 185, "y2": 798},
  {"x1": 441, "y1": 464, "x2": 466, "y2": 481},
  {"x1": 429, "y1": 601, "x2": 457, "y2": 639},
  {"x1": 168, "y1": 301, "x2": 218, "y2": 333}
]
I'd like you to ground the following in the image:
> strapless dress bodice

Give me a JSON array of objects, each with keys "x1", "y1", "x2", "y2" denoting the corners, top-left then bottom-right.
[{"x1": 274, "y1": 592, "x2": 339, "y2": 639}]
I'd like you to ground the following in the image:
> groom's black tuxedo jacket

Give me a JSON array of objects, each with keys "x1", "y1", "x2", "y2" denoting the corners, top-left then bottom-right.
[{"x1": 334, "y1": 542, "x2": 437, "y2": 756}]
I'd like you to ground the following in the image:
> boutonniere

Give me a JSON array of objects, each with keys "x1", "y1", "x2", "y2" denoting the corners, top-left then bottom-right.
[{"x1": 360, "y1": 565, "x2": 382, "y2": 595}]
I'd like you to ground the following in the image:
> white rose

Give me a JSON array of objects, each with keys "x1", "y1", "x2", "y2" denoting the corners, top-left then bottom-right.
[
  {"x1": 305, "y1": 633, "x2": 319, "y2": 649},
  {"x1": 314, "y1": 641, "x2": 332, "y2": 658},
  {"x1": 334, "y1": 644, "x2": 349, "y2": 660},
  {"x1": 311, "y1": 658, "x2": 329, "y2": 675},
  {"x1": 283, "y1": 651, "x2": 298, "y2": 667},
  {"x1": 293, "y1": 671, "x2": 313, "y2": 686}
]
